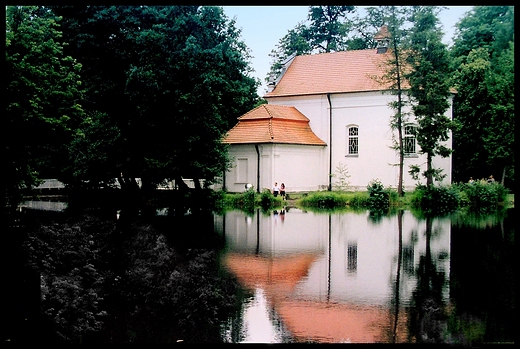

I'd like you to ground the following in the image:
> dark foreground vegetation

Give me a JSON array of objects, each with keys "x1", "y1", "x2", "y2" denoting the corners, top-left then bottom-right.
[{"x1": 5, "y1": 204, "x2": 243, "y2": 343}]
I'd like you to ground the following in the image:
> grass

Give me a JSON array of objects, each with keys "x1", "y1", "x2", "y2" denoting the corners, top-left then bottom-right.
[{"x1": 218, "y1": 183, "x2": 514, "y2": 213}]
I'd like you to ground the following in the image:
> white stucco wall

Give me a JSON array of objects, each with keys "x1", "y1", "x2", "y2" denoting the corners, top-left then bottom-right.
[
  {"x1": 266, "y1": 92, "x2": 453, "y2": 191},
  {"x1": 224, "y1": 143, "x2": 327, "y2": 193}
]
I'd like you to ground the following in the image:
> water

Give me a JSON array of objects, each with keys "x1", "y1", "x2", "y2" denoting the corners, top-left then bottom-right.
[
  {"x1": 7, "y1": 201, "x2": 514, "y2": 344},
  {"x1": 216, "y1": 207, "x2": 514, "y2": 344}
]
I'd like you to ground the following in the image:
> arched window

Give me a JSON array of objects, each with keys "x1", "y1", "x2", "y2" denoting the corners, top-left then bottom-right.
[
  {"x1": 347, "y1": 125, "x2": 359, "y2": 156},
  {"x1": 404, "y1": 125, "x2": 417, "y2": 156}
]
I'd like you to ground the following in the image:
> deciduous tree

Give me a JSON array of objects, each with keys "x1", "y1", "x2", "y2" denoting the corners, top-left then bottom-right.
[
  {"x1": 52, "y1": 6, "x2": 259, "y2": 191},
  {"x1": 267, "y1": 5, "x2": 355, "y2": 82},
  {"x1": 5, "y1": 6, "x2": 84, "y2": 209},
  {"x1": 450, "y1": 6, "x2": 514, "y2": 186}
]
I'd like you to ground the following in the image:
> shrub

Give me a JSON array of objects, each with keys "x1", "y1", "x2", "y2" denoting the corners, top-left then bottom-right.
[
  {"x1": 260, "y1": 189, "x2": 275, "y2": 208},
  {"x1": 332, "y1": 162, "x2": 351, "y2": 191},
  {"x1": 366, "y1": 179, "x2": 389, "y2": 213},
  {"x1": 462, "y1": 181, "x2": 508, "y2": 212},
  {"x1": 412, "y1": 184, "x2": 459, "y2": 215}
]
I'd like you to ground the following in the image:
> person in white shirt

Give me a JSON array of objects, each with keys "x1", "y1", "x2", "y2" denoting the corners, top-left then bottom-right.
[{"x1": 272, "y1": 182, "x2": 280, "y2": 197}]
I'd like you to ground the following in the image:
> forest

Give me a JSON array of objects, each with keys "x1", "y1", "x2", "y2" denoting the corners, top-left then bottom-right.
[{"x1": 5, "y1": 5, "x2": 514, "y2": 210}]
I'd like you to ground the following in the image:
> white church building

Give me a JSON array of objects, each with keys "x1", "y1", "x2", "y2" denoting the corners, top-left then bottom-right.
[{"x1": 221, "y1": 33, "x2": 454, "y2": 193}]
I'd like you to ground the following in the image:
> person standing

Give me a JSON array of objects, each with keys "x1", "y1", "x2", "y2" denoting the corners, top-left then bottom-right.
[
  {"x1": 280, "y1": 182, "x2": 286, "y2": 200},
  {"x1": 487, "y1": 175, "x2": 495, "y2": 184},
  {"x1": 272, "y1": 182, "x2": 280, "y2": 197}
]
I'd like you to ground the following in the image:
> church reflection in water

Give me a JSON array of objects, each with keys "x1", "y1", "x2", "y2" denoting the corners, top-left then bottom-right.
[{"x1": 216, "y1": 208, "x2": 451, "y2": 343}]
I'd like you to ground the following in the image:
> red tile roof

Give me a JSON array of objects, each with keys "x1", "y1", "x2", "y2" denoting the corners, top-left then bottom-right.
[
  {"x1": 223, "y1": 104, "x2": 326, "y2": 146},
  {"x1": 264, "y1": 49, "x2": 394, "y2": 97}
]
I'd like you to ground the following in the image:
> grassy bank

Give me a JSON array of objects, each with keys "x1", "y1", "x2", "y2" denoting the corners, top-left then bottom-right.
[{"x1": 219, "y1": 181, "x2": 513, "y2": 214}]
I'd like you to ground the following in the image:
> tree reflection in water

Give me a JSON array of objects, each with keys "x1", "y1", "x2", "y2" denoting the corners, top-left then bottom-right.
[
  {"x1": 409, "y1": 216, "x2": 450, "y2": 343},
  {"x1": 17, "y1": 208, "x2": 242, "y2": 343}
]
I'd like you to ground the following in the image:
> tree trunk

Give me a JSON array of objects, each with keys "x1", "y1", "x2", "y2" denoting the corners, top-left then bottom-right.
[
  {"x1": 175, "y1": 175, "x2": 190, "y2": 192},
  {"x1": 141, "y1": 177, "x2": 156, "y2": 192},
  {"x1": 426, "y1": 155, "x2": 433, "y2": 187},
  {"x1": 193, "y1": 178, "x2": 202, "y2": 190}
]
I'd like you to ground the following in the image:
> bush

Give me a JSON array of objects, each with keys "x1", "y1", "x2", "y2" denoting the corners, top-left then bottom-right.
[
  {"x1": 366, "y1": 179, "x2": 390, "y2": 214},
  {"x1": 412, "y1": 184, "x2": 459, "y2": 215},
  {"x1": 462, "y1": 181, "x2": 508, "y2": 212},
  {"x1": 260, "y1": 189, "x2": 275, "y2": 208}
]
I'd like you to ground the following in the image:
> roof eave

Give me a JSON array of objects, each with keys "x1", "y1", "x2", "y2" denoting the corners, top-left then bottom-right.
[
  {"x1": 223, "y1": 141, "x2": 326, "y2": 146},
  {"x1": 264, "y1": 88, "x2": 392, "y2": 99}
]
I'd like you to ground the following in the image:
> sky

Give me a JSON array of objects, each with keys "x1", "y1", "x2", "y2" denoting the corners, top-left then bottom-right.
[{"x1": 222, "y1": 6, "x2": 474, "y2": 96}]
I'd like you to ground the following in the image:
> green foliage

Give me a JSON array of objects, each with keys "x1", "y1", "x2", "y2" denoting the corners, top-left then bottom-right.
[
  {"x1": 267, "y1": 6, "x2": 355, "y2": 81},
  {"x1": 411, "y1": 184, "x2": 460, "y2": 216},
  {"x1": 49, "y1": 5, "x2": 259, "y2": 190},
  {"x1": 366, "y1": 179, "x2": 390, "y2": 214},
  {"x1": 224, "y1": 189, "x2": 257, "y2": 214},
  {"x1": 242, "y1": 188, "x2": 257, "y2": 210},
  {"x1": 369, "y1": 6, "x2": 412, "y2": 196},
  {"x1": 259, "y1": 189, "x2": 276, "y2": 209},
  {"x1": 450, "y1": 6, "x2": 514, "y2": 186},
  {"x1": 458, "y1": 181, "x2": 508, "y2": 213},
  {"x1": 64, "y1": 111, "x2": 121, "y2": 187},
  {"x1": 5, "y1": 5, "x2": 85, "y2": 208},
  {"x1": 299, "y1": 191, "x2": 348, "y2": 209},
  {"x1": 406, "y1": 6, "x2": 455, "y2": 187},
  {"x1": 347, "y1": 192, "x2": 370, "y2": 208}
]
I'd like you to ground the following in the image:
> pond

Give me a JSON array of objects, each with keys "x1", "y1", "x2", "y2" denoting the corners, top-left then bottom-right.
[
  {"x1": 217, "y1": 207, "x2": 514, "y2": 344},
  {"x1": 5, "y1": 200, "x2": 514, "y2": 344}
]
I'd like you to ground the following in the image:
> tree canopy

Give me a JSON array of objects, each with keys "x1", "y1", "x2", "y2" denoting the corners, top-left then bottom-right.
[
  {"x1": 406, "y1": 6, "x2": 456, "y2": 187},
  {"x1": 5, "y1": 5, "x2": 260, "y2": 208},
  {"x1": 267, "y1": 6, "x2": 355, "y2": 81},
  {"x1": 450, "y1": 6, "x2": 514, "y2": 185},
  {"x1": 5, "y1": 6, "x2": 85, "y2": 207}
]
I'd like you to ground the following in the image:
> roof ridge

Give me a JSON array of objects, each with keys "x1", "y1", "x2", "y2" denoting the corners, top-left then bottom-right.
[
  {"x1": 262, "y1": 104, "x2": 275, "y2": 139},
  {"x1": 263, "y1": 104, "x2": 274, "y2": 119},
  {"x1": 298, "y1": 49, "x2": 375, "y2": 58}
]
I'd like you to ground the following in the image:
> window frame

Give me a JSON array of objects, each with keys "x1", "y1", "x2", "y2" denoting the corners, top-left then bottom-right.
[
  {"x1": 403, "y1": 124, "x2": 418, "y2": 157},
  {"x1": 346, "y1": 125, "x2": 359, "y2": 157},
  {"x1": 236, "y1": 158, "x2": 248, "y2": 183}
]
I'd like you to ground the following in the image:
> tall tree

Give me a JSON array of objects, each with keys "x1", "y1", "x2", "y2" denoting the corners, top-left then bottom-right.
[
  {"x1": 450, "y1": 48, "x2": 493, "y2": 182},
  {"x1": 406, "y1": 6, "x2": 457, "y2": 187},
  {"x1": 450, "y1": 6, "x2": 514, "y2": 185},
  {"x1": 483, "y1": 42, "x2": 514, "y2": 185},
  {"x1": 307, "y1": 5, "x2": 356, "y2": 52},
  {"x1": 52, "y1": 6, "x2": 259, "y2": 191},
  {"x1": 367, "y1": 6, "x2": 412, "y2": 196},
  {"x1": 5, "y1": 6, "x2": 84, "y2": 209},
  {"x1": 267, "y1": 5, "x2": 355, "y2": 82}
]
